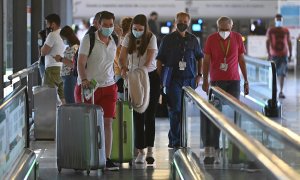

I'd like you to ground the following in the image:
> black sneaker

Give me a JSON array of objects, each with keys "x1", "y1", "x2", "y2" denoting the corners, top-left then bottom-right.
[
  {"x1": 244, "y1": 161, "x2": 260, "y2": 172},
  {"x1": 106, "y1": 158, "x2": 119, "y2": 171},
  {"x1": 173, "y1": 145, "x2": 181, "y2": 149},
  {"x1": 203, "y1": 157, "x2": 215, "y2": 164},
  {"x1": 146, "y1": 152, "x2": 155, "y2": 164}
]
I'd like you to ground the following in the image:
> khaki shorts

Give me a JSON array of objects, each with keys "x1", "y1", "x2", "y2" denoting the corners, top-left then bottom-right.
[{"x1": 43, "y1": 66, "x2": 64, "y2": 99}]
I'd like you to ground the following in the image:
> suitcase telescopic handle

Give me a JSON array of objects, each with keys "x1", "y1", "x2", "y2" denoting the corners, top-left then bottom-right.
[
  {"x1": 123, "y1": 78, "x2": 132, "y2": 107},
  {"x1": 97, "y1": 126, "x2": 102, "y2": 149}
]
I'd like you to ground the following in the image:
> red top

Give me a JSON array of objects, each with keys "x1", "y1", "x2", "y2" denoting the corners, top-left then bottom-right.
[
  {"x1": 266, "y1": 27, "x2": 290, "y2": 57},
  {"x1": 204, "y1": 31, "x2": 246, "y2": 81}
]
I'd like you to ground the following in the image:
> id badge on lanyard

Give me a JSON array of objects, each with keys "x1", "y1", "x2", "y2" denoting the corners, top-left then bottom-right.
[
  {"x1": 219, "y1": 39, "x2": 230, "y2": 72},
  {"x1": 179, "y1": 45, "x2": 187, "y2": 71},
  {"x1": 179, "y1": 60, "x2": 186, "y2": 70}
]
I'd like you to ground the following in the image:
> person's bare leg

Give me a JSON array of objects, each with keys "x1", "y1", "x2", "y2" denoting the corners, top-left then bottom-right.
[
  {"x1": 279, "y1": 76, "x2": 284, "y2": 94},
  {"x1": 104, "y1": 118, "x2": 113, "y2": 158},
  {"x1": 279, "y1": 76, "x2": 284, "y2": 95}
]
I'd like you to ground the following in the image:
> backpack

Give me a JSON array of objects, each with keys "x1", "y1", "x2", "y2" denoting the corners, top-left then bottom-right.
[{"x1": 72, "y1": 28, "x2": 118, "y2": 77}]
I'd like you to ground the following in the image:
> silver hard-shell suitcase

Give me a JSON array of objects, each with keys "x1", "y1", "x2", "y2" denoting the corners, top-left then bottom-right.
[
  {"x1": 32, "y1": 86, "x2": 57, "y2": 140},
  {"x1": 56, "y1": 103, "x2": 106, "y2": 174}
]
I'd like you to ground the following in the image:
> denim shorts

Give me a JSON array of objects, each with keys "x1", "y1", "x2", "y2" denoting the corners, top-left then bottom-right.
[{"x1": 271, "y1": 56, "x2": 288, "y2": 77}]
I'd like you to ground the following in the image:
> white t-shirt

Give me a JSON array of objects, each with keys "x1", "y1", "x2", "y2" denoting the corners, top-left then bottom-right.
[
  {"x1": 122, "y1": 34, "x2": 157, "y2": 72},
  {"x1": 78, "y1": 31, "x2": 117, "y2": 87},
  {"x1": 44, "y1": 29, "x2": 65, "y2": 68}
]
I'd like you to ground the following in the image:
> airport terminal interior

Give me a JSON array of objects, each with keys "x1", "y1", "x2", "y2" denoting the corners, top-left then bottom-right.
[{"x1": 1, "y1": 0, "x2": 300, "y2": 179}]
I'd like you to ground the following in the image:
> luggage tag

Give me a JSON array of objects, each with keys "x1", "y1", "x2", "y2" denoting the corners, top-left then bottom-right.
[
  {"x1": 220, "y1": 63, "x2": 228, "y2": 71},
  {"x1": 179, "y1": 60, "x2": 186, "y2": 71}
]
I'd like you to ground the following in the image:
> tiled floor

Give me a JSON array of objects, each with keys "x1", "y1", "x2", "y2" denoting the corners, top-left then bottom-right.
[
  {"x1": 31, "y1": 118, "x2": 269, "y2": 180},
  {"x1": 31, "y1": 118, "x2": 174, "y2": 180},
  {"x1": 279, "y1": 71, "x2": 300, "y2": 135}
]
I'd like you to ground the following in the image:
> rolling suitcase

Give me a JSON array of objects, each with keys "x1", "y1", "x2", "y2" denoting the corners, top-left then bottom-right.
[
  {"x1": 32, "y1": 86, "x2": 57, "y2": 140},
  {"x1": 56, "y1": 88, "x2": 106, "y2": 174},
  {"x1": 111, "y1": 83, "x2": 134, "y2": 164}
]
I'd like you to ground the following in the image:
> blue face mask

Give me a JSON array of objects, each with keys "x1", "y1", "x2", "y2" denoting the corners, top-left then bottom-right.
[
  {"x1": 101, "y1": 26, "x2": 114, "y2": 37},
  {"x1": 275, "y1": 20, "x2": 283, "y2": 27},
  {"x1": 132, "y1": 29, "x2": 144, "y2": 39}
]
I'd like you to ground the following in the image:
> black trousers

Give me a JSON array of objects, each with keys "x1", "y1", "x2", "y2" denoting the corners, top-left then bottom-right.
[
  {"x1": 201, "y1": 80, "x2": 240, "y2": 149},
  {"x1": 134, "y1": 70, "x2": 161, "y2": 149}
]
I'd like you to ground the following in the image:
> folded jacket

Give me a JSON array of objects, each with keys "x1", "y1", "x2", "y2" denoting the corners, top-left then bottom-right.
[{"x1": 127, "y1": 66, "x2": 150, "y2": 113}]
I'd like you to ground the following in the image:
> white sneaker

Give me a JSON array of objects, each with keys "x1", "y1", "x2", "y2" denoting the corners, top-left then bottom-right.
[
  {"x1": 214, "y1": 149, "x2": 220, "y2": 164},
  {"x1": 135, "y1": 152, "x2": 146, "y2": 164}
]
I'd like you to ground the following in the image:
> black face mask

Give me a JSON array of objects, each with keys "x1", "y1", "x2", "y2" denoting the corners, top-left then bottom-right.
[
  {"x1": 46, "y1": 27, "x2": 52, "y2": 35},
  {"x1": 177, "y1": 23, "x2": 188, "y2": 32}
]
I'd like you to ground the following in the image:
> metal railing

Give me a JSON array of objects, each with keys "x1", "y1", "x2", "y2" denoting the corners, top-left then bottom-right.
[
  {"x1": 180, "y1": 86, "x2": 300, "y2": 180},
  {"x1": 3, "y1": 61, "x2": 39, "y2": 89},
  {"x1": 210, "y1": 86, "x2": 300, "y2": 151}
]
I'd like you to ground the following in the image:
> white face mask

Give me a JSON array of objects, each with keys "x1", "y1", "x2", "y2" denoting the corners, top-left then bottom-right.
[
  {"x1": 63, "y1": 40, "x2": 68, "y2": 45},
  {"x1": 219, "y1": 31, "x2": 230, "y2": 39},
  {"x1": 38, "y1": 39, "x2": 43, "y2": 46},
  {"x1": 275, "y1": 20, "x2": 283, "y2": 27}
]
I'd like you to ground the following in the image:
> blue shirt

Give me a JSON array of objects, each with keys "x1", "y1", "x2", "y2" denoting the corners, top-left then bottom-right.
[{"x1": 156, "y1": 31, "x2": 203, "y2": 78}]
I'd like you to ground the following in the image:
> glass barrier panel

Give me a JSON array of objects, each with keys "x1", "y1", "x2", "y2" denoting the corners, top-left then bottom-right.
[
  {"x1": 242, "y1": 57, "x2": 272, "y2": 104},
  {"x1": 0, "y1": 87, "x2": 27, "y2": 178}
]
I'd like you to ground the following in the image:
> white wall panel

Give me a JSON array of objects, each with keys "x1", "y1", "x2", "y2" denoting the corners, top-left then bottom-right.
[{"x1": 73, "y1": 0, "x2": 278, "y2": 19}]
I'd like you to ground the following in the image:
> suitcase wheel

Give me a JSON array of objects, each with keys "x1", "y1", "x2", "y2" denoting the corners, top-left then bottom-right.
[
  {"x1": 58, "y1": 167, "x2": 62, "y2": 173},
  {"x1": 86, "y1": 170, "x2": 90, "y2": 175}
]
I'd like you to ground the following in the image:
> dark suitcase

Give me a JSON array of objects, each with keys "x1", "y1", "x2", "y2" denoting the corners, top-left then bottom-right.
[{"x1": 56, "y1": 90, "x2": 106, "y2": 174}]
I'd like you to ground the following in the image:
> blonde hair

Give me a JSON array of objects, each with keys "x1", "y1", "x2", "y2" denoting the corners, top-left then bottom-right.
[
  {"x1": 216, "y1": 16, "x2": 233, "y2": 27},
  {"x1": 176, "y1": 12, "x2": 191, "y2": 22}
]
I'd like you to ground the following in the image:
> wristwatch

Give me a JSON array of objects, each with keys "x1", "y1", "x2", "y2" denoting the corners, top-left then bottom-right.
[{"x1": 197, "y1": 73, "x2": 202, "y2": 77}]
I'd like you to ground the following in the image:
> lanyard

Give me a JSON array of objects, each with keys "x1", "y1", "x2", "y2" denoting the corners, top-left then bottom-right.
[
  {"x1": 219, "y1": 39, "x2": 230, "y2": 63},
  {"x1": 181, "y1": 47, "x2": 186, "y2": 62}
]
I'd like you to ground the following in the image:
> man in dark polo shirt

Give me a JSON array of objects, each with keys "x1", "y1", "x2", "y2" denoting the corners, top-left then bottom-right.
[{"x1": 156, "y1": 12, "x2": 203, "y2": 148}]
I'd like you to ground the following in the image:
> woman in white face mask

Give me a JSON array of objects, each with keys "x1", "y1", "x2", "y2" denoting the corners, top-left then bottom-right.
[
  {"x1": 53, "y1": 25, "x2": 80, "y2": 104},
  {"x1": 119, "y1": 14, "x2": 161, "y2": 165},
  {"x1": 37, "y1": 30, "x2": 47, "y2": 79}
]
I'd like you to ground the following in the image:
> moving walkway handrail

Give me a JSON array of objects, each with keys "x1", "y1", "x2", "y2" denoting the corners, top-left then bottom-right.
[
  {"x1": 271, "y1": 61, "x2": 277, "y2": 106},
  {"x1": 181, "y1": 86, "x2": 300, "y2": 180},
  {"x1": 173, "y1": 148, "x2": 207, "y2": 180},
  {"x1": 210, "y1": 86, "x2": 300, "y2": 151},
  {"x1": 244, "y1": 55, "x2": 271, "y2": 67}
]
